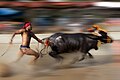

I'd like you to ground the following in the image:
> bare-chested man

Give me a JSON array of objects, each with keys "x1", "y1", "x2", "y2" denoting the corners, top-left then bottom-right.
[{"x1": 9, "y1": 22, "x2": 44, "y2": 64}]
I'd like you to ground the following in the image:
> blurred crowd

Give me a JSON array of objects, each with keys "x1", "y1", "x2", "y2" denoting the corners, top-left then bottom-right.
[{"x1": 0, "y1": 2, "x2": 120, "y2": 34}]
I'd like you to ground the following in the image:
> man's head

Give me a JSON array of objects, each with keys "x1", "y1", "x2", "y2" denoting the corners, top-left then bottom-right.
[{"x1": 23, "y1": 22, "x2": 32, "y2": 30}]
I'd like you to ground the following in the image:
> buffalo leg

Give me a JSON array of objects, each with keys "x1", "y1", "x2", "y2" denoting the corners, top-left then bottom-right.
[
  {"x1": 78, "y1": 52, "x2": 93, "y2": 61},
  {"x1": 79, "y1": 53, "x2": 86, "y2": 61},
  {"x1": 87, "y1": 52, "x2": 94, "y2": 59},
  {"x1": 78, "y1": 57, "x2": 85, "y2": 61},
  {"x1": 49, "y1": 51, "x2": 63, "y2": 61}
]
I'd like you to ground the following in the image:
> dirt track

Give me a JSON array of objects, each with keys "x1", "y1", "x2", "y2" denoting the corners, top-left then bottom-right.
[{"x1": 0, "y1": 40, "x2": 120, "y2": 80}]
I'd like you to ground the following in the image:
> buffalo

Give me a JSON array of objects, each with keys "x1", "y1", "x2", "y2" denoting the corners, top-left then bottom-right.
[{"x1": 42, "y1": 32, "x2": 113, "y2": 62}]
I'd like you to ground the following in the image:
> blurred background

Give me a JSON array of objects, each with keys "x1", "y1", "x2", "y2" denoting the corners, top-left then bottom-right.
[
  {"x1": 0, "y1": 1, "x2": 119, "y2": 34},
  {"x1": 0, "y1": 1, "x2": 120, "y2": 79}
]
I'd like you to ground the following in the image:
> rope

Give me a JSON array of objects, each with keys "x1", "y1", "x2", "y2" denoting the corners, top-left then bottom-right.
[
  {"x1": 1, "y1": 44, "x2": 12, "y2": 56},
  {"x1": 36, "y1": 39, "x2": 49, "y2": 58}
]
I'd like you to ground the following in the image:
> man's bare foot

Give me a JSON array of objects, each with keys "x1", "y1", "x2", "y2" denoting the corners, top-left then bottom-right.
[{"x1": 28, "y1": 60, "x2": 37, "y2": 65}]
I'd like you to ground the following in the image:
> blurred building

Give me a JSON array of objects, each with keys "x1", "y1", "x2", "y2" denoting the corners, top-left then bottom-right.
[
  {"x1": 0, "y1": 2, "x2": 119, "y2": 21},
  {"x1": 1, "y1": 0, "x2": 120, "y2": 1},
  {"x1": 0, "y1": 1, "x2": 119, "y2": 33}
]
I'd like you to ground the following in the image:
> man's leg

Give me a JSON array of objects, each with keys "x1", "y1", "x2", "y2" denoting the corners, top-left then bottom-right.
[
  {"x1": 14, "y1": 49, "x2": 24, "y2": 63},
  {"x1": 25, "y1": 48, "x2": 40, "y2": 64}
]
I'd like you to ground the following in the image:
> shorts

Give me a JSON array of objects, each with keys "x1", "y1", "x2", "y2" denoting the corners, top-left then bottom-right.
[{"x1": 20, "y1": 45, "x2": 30, "y2": 49}]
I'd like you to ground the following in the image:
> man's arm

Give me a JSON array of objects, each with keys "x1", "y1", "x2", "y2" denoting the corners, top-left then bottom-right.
[
  {"x1": 31, "y1": 32, "x2": 44, "y2": 44},
  {"x1": 10, "y1": 29, "x2": 24, "y2": 44}
]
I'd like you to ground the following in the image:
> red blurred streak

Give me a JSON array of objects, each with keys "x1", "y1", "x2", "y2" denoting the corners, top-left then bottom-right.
[
  {"x1": 0, "y1": 2, "x2": 9, "y2": 6},
  {"x1": 0, "y1": 24, "x2": 6, "y2": 28},
  {"x1": 47, "y1": 2, "x2": 73, "y2": 6},
  {"x1": 25, "y1": 2, "x2": 46, "y2": 8},
  {"x1": 9, "y1": 2, "x2": 27, "y2": 7},
  {"x1": 0, "y1": 1, "x2": 93, "y2": 8}
]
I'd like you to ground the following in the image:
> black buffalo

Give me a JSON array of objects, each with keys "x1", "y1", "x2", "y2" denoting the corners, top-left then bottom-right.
[{"x1": 42, "y1": 32, "x2": 113, "y2": 62}]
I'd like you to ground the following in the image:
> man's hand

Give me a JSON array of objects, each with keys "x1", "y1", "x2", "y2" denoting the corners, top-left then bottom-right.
[
  {"x1": 9, "y1": 40, "x2": 13, "y2": 44},
  {"x1": 38, "y1": 39, "x2": 44, "y2": 44}
]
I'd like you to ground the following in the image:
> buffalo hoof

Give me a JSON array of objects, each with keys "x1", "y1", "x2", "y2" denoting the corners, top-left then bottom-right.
[{"x1": 78, "y1": 57, "x2": 85, "y2": 61}]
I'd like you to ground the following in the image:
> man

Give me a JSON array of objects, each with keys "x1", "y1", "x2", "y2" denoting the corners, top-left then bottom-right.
[{"x1": 9, "y1": 22, "x2": 44, "y2": 64}]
